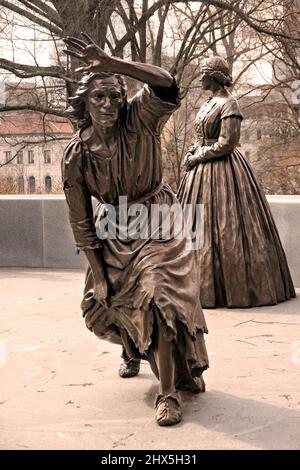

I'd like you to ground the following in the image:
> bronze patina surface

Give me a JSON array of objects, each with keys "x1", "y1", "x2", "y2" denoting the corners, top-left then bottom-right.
[
  {"x1": 178, "y1": 57, "x2": 296, "y2": 308},
  {"x1": 62, "y1": 34, "x2": 209, "y2": 426}
]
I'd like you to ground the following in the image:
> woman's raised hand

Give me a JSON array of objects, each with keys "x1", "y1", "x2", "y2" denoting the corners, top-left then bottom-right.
[{"x1": 63, "y1": 33, "x2": 112, "y2": 73}]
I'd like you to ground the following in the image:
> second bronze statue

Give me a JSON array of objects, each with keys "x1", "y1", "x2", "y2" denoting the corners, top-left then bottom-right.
[{"x1": 177, "y1": 56, "x2": 295, "y2": 308}]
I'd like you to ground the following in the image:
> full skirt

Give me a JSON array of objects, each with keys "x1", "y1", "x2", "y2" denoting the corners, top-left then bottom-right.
[{"x1": 177, "y1": 150, "x2": 296, "y2": 308}]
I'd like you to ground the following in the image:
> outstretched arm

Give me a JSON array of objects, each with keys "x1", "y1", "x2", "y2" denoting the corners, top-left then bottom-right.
[{"x1": 63, "y1": 33, "x2": 173, "y2": 89}]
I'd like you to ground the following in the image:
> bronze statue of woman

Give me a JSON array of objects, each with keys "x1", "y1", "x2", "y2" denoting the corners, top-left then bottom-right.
[
  {"x1": 62, "y1": 34, "x2": 209, "y2": 426},
  {"x1": 177, "y1": 56, "x2": 296, "y2": 309}
]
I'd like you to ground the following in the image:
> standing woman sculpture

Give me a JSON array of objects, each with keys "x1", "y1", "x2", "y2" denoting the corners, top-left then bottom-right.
[
  {"x1": 177, "y1": 56, "x2": 295, "y2": 308},
  {"x1": 62, "y1": 34, "x2": 209, "y2": 426}
]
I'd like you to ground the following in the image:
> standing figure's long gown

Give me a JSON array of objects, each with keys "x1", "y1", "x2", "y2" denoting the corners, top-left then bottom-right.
[
  {"x1": 177, "y1": 93, "x2": 296, "y2": 308},
  {"x1": 62, "y1": 83, "x2": 209, "y2": 389}
]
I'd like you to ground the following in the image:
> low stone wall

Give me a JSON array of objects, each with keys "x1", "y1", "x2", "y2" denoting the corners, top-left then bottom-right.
[
  {"x1": 265, "y1": 195, "x2": 300, "y2": 288},
  {"x1": 0, "y1": 195, "x2": 86, "y2": 270},
  {"x1": 0, "y1": 194, "x2": 299, "y2": 286}
]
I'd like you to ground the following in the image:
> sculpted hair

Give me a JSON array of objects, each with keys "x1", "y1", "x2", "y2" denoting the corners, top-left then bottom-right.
[{"x1": 201, "y1": 56, "x2": 232, "y2": 87}]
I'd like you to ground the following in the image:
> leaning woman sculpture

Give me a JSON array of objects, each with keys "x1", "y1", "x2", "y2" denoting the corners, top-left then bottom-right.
[
  {"x1": 62, "y1": 34, "x2": 209, "y2": 426},
  {"x1": 177, "y1": 56, "x2": 295, "y2": 309}
]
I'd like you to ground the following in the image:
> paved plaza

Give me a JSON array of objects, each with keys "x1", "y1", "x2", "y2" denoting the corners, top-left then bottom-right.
[{"x1": 0, "y1": 268, "x2": 299, "y2": 450}]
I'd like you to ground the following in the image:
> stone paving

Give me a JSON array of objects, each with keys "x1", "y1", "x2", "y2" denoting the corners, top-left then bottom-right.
[{"x1": 0, "y1": 268, "x2": 299, "y2": 450}]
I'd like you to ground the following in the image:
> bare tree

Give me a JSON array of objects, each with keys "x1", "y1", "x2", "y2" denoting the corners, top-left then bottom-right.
[
  {"x1": 0, "y1": 1, "x2": 298, "y2": 109},
  {"x1": 1, "y1": 1, "x2": 300, "y2": 193}
]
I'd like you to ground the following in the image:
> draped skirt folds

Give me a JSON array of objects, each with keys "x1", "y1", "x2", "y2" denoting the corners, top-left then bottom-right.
[
  {"x1": 81, "y1": 183, "x2": 209, "y2": 387},
  {"x1": 177, "y1": 150, "x2": 296, "y2": 308}
]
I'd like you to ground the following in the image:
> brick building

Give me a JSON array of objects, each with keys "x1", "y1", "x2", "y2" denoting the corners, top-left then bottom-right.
[{"x1": 0, "y1": 111, "x2": 73, "y2": 194}]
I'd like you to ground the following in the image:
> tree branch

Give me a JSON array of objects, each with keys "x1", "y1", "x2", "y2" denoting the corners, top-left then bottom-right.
[
  {"x1": 114, "y1": 0, "x2": 300, "y2": 56},
  {"x1": 0, "y1": 105, "x2": 68, "y2": 118},
  {"x1": 200, "y1": 0, "x2": 300, "y2": 41},
  {"x1": 0, "y1": 58, "x2": 76, "y2": 82},
  {"x1": 17, "y1": 0, "x2": 62, "y2": 27},
  {"x1": 0, "y1": 0, "x2": 62, "y2": 35}
]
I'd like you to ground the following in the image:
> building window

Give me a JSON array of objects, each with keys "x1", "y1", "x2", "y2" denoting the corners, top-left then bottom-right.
[
  {"x1": 45, "y1": 175, "x2": 52, "y2": 192},
  {"x1": 28, "y1": 150, "x2": 34, "y2": 164},
  {"x1": 16, "y1": 151, "x2": 23, "y2": 164},
  {"x1": 44, "y1": 150, "x2": 51, "y2": 164},
  {"x1": 4, "y1": 151, "x2": 12, "y2": 164},
  {"x1": 28, "y1": 176, "x2": 36, "y2": 193},
  {"x1": 17, "y1": 176, "x2": 24, "y2": 193}
]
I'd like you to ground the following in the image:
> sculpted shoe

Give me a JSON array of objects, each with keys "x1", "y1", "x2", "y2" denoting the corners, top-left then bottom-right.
[
  {"x1": 119, "y1": 357, "x2": 141, "y2": 378},
  {"x1": 155, "y1": 393, "x2": 182, "y2": 426}
]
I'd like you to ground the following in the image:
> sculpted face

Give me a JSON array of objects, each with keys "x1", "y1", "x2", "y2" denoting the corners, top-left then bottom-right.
[
  {"x1": 200, "y1": 72, "x2": 212, "y2": 91},
  {"x1": 87, "y1": 76, "x2": 124, "y2": 127}
]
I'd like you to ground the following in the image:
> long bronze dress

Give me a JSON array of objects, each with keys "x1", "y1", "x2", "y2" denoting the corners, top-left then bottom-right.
[
  {"x1": 62, "y1": 83, "x2": 209, "y2": 389},
  {"x1": 177, "y1": 93, "x2": 296, "y2": 308}
]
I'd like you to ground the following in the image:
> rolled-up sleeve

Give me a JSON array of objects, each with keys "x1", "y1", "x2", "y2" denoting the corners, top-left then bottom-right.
[
  {"x1": 62, "y1": 138, "x2": 102, "y2": 251},
  {"x1": 127, "y1": 78, "x2": 181, "y2": 134}
]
